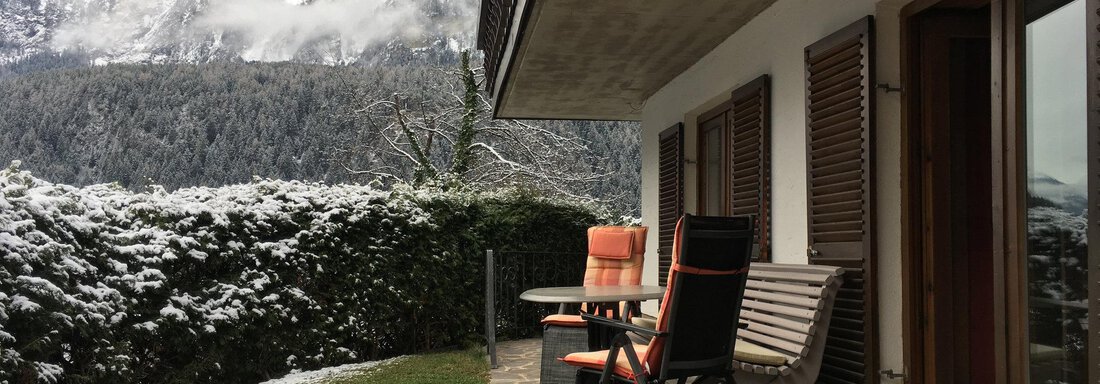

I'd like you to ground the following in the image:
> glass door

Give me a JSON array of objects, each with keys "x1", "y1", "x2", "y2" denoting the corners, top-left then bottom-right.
[
  {"x1": 698, "y1": 109, "x2": 728, "y2": 216},
  {"x1": 1024, "y1": 0, "x2": 1089, "y2": 381}
]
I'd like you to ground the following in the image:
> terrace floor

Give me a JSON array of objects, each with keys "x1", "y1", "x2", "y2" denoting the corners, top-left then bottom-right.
[
  {"x1": 490, "y1": 338, "x2": 726, "y2": 384},
  {"x1": 489, "y1": 338, "x2": 542, "y2": 384}
]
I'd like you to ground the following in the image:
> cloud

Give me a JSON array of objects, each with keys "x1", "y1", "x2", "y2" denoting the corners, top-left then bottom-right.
[
  {"x1": 197, "y1": 0, "x2": 422, "y2": 61},
  {"x1": 49, "y1": 0, "x2": 477, "y2": 63}
]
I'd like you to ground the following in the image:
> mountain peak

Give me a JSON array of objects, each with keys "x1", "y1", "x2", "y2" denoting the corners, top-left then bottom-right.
[
  {"x1": 1030, "y1": 173, "x2": 1066, "y2": 185},
  {"x1": 1, "y1": 0, "x2": 477, "y2": 65}
]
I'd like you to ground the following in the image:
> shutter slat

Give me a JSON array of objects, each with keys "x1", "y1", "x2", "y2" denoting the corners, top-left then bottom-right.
[
  {"x1": 732, "y1": 164, "x2": 761, "y2": 179},
  {"x1": 811, "y1": 147, "x2": 863, "y2": 169},
  {"x1": 810, "y1": 169, "x2": 862, "y2": 189},
  {"x1": 809, "y1": 134, "x2": 862, "y2": 158},
  {"x1": 733, "y1": 181, "x2": 759, "y2": 191},
  {"x1": 809, "y1": 110, "x2": 864, "y2": 137},
  {"x1": 807, "y1": 36, "x2": 862, "y2": 68},
  {"x1": 810, "y1": 180, "x2": 863, "y2": 197},
  {"x1": 811, "y1": 211, "x2": 863, "y2": 224},
  {"x1": 808, "y1": 68, "x2": 863, "y2": 98},
  {"x1": 805, "y1": 16, "x2": 877, "y2": 384},
  {"x1": 809, "y1": 95, "x2": 864, "y2": 122},
  {"x1": 810, "y1": 200, "x2": 862, "y2": 214},
  {"x1": 813, "y1": 232, "x2": 863, "y2": 243},
  {"x1": 732, "y1": 191, "x2": 759, "y2": 202},
  {"x1": 733, "y1": 95, "x2": 762, "y2": 115},
  {"x1": 732, "y1": 115, "x2": 763, "y2": 131},
  {"x1": 810, "y1": 189, "x2": 862, "y2": 204},
  {"x1": 812, "y1": 222, "x2": 863, "y2": 234},
  {"x1": 811, "y1": 158, "x2": 862, "y2": 178},
  {"x1": 808, "y1": 52, "x2": 863, "y2": 84},
  {"x1": 732, "y1": 151, "x2": 761, "y2": 166}
]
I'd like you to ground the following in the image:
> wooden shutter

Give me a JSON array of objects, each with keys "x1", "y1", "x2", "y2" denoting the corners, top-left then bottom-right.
[
  {"x1": 729, "y1": 75, "x2": 772, "y2": 262},
  {"x1": 1088, "y1": 0, "x2": 1099, "y2": 381},
  {"x1": 804, "y1": 16, "x2": 877, "y2": 384},
  {"x1": 658, "y1": 123, "x2": 684, "y2": 286}
]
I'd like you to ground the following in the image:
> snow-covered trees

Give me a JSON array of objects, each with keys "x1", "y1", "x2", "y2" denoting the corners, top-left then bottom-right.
[
  {"x1": 1026, "y1": 203, "x2": 1089, "y2": 375},
  {"x1": 0, "y1": 61, "x2": 642, "y2": 215},
  {"x1": 337, "y1": 51, "x2": 612, "y2": 200},
  {"x1": 0, "y1": 163, "x2": 605, "y2": 383}
]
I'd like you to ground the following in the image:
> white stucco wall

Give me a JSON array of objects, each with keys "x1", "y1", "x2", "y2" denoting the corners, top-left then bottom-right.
[{"x1": 638, "y1": 0, "x2": 911, "y2": 377}]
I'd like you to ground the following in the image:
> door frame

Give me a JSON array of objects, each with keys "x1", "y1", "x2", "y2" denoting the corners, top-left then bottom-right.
[{"x1": 899, "y1": 0, "x2": 1023, "y2": 382}]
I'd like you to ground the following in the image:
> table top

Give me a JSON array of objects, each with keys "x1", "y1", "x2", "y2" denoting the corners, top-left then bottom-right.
[{"x1": 519, "y1": 285, "x2": 665, "y2": 303}]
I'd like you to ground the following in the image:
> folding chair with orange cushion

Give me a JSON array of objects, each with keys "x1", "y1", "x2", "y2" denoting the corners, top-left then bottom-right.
[
  {"x1": 540, "y1": 226, "x2": 648, "y2": 384},
  {"x1": 541, "y1": 226, "x2": 647, "y2": 328},
  {"x1": 562, "y1": 214, "x2": 755, "y2": 384},
  {"x1": 584, "y1": 226, "x2": 647, "y2": 287}
]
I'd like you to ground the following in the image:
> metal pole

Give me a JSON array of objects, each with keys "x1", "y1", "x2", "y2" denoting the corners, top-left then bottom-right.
[{"x1": 485, "y1": 249, "x2": 498, "y2": 369}]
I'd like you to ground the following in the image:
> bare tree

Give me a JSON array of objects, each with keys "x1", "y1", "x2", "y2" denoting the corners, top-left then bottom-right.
[{"x1": 336, "y1": 51, "x2": 609, "y2": 199}]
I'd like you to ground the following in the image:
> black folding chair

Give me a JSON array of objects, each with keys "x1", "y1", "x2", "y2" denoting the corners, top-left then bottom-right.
[{"x1": 562, "y1": 214, "x2": 755, "y2": 384}]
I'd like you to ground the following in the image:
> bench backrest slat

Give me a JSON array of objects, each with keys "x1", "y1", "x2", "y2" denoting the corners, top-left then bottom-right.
[
  {"x1": 747, "y1": 270, "x2": 836, "y2": 286},
  {"x1": 744, "y1": 322, "x2": 811, "y2": 346},
  {"x1": 738, "y1": 329, "x2": 809, "y2": 357},
  {"x1": 740, "y1": 310, "x2": 815, "y2": 335},
  {"x1": 746, "y1": 279, "x2": 827, "y2": 297},
  {"x1": 744, "y1": 288, "x2": 823, "y2": 309},
  {"x1": 742, "y1": 299, "x2": 819, "y2": 321}
]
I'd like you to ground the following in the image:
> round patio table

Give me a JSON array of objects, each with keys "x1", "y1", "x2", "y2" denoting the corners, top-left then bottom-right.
[{"x1": 519, "y1": 285, "x2": 665, "y2": 317}]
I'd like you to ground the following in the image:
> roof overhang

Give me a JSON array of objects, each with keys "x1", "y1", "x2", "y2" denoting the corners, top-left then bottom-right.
[{"x1": 479, "y1": 0, "x2": 777, "y2": 121}]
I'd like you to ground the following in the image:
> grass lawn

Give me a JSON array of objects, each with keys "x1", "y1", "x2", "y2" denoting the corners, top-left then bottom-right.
[{"x1": 329, "y1": 347, "x2": 489, "y2": 384}]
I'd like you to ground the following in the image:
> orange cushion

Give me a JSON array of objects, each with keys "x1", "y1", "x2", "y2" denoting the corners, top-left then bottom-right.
[
  {"x1": 541, "y1": 314, "x2": 587, "y2": 327},
  {"x1": 588, "y1": 229, "x2": 634, "y2": 260},
  {"x1": 562, "y1": 344, "x2": 650, "y2": 379},
  {"x1": 645, "y1": 218, "x2": 682, "y2": 373}
]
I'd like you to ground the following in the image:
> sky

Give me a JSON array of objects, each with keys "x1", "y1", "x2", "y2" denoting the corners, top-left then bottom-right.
[{"x1": 1025, "y1": 0, "x2": 1087, "y2": 189}]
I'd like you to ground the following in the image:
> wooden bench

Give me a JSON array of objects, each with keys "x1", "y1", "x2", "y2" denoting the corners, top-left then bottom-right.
[
  {"x1": 629, "y1": 263, "x2": 843, "y2": 383},
  {"x1": 731, "y1": 263, "x2": 844, "y2": 384}
]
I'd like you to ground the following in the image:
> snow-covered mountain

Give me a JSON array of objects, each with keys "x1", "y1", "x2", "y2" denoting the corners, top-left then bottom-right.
[
  {"x1": 0, "y1": 0, "x2": 476, "y2": 65},
  {"x1": 1030, "y1": 173, "x2": 1088, "y2": 215}
]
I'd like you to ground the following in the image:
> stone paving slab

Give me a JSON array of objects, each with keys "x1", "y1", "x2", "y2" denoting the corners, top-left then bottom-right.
[
  {"x1": 488, "y1": 338, "x2": 690, "y2": 384},
  {"x1": 490, "y1": 338, "x2": 542, "y2": 384}
]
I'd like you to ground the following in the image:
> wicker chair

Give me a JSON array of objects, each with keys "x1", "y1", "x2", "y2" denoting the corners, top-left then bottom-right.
[{"x1": 539, "y1": 226, "x2": 647, "y2": 384}]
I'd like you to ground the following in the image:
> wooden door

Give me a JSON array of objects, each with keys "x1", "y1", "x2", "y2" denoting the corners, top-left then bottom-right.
[{"x1": 913, "y1": 8, "x2": 993, "y2": 382}]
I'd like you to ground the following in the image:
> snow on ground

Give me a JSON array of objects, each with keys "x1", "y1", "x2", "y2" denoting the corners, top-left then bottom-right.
[{"x1": 259, "y1": 356, "x2": 405, "y2": 384}]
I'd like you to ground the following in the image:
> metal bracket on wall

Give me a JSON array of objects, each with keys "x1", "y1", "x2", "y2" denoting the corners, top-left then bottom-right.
[
  {"x1": 876, "y1": 83, "x2": 903, "y2": 93},
  {"x1": 880, "y1": 368, "x2": 907, "y2": 380}
]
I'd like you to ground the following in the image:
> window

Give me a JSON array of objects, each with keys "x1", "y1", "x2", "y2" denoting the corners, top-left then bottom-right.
[
  {"x1": 695, "y1": 76, "x2": 772, "y2": 261},
  {"x1": 1024, "y1": 0, "x2": 1089, "y2": 381}
]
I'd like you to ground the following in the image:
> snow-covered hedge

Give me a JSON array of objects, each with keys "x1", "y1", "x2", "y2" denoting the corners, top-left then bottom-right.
[{"x1": 0, "y1": 164, "x2": 605, "y2": 383}]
